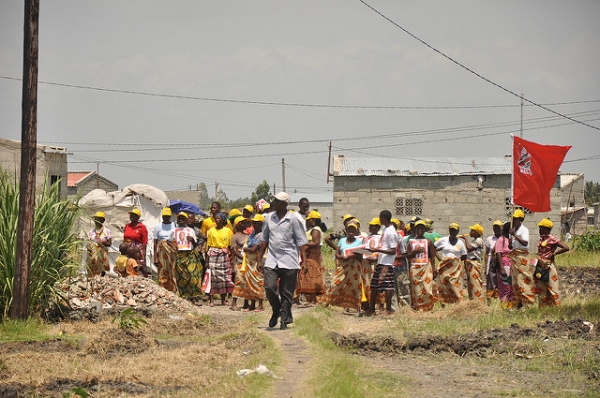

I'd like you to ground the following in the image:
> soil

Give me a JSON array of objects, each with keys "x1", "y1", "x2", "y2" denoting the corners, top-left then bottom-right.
[{"x1": 0, "y1": 266, "x2": 599, "y2": 398}]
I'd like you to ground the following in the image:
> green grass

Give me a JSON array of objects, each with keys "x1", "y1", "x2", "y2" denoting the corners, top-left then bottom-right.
[{"x1": 0, "y1": 318, "x2": 56, "y2": 342}]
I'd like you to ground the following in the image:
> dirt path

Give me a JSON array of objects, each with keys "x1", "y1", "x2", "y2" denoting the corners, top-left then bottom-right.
[{"x1": 263, "y1": 325, "x2": 313, "y2": 398}]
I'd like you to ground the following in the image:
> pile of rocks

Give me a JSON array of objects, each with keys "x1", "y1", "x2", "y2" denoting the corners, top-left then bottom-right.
[{"x1": 50, "y1": 275, "x2": 197, "y2": 321}]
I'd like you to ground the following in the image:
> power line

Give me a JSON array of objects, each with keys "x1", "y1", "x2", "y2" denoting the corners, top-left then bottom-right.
[
  {"x1": 358, "y1": 0, "x2": 600, "y2": 132},
  {"x1": 2, "y1": 75, "x2": 599, "y2": 111}
]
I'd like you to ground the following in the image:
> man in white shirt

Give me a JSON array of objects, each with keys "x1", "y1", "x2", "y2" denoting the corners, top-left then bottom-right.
[{"x1": 258, "y1": 192, "x2": 308, "y2": 330}]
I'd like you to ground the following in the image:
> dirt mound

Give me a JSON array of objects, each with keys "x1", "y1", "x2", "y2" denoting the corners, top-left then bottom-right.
[
  {"x1": 329, "y1": 319, "x2": 597, "y2": 357},
  {"x1": 559, "y1": 265, "x2": 600, "y2": 297}
]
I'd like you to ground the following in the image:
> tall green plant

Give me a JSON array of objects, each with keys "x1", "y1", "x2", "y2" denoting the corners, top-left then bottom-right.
[{"x1": 0, "y1": 172, "x2": 81, "y2": 320}]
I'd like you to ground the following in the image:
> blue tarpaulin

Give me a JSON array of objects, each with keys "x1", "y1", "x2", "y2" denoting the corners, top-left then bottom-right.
[{"x1": 169, "y1": 200, "x2": 207, "y2": 217}]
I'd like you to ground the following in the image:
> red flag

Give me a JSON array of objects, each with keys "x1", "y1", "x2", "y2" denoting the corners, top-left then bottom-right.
[{"x1": 512, "y1": 136, "x2": 571, "y2": 212}]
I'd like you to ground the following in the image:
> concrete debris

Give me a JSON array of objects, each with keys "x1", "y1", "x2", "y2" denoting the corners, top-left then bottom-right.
[{"x1": 51, "y1": 274, "x2": 197, "y2": 321}]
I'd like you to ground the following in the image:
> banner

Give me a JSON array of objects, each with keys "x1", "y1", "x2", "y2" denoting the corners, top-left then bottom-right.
[{"x1": 512, "y1": 136, "x2": 571, "y2": 212}]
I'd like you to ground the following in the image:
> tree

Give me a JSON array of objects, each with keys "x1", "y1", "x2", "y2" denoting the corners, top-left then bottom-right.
[
  {"x1": 251, "y1": 180, "x2": 273, "y2": 204},
  {"x1": 585, "y1": 181, "x2": 600, "y2": 206},
  {"x1": 198, "y1": 183, "x2": 211, "y2": 210}
]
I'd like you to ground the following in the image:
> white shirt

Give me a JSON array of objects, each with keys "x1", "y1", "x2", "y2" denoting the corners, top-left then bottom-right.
[
  {"x1": 377, "y1": 224, "x2": 398, "y2": 265},
  {"x1": 512, "y1": 225, "x2": 529, "y2": 250},
  {"x1": 435, "y1": 236, "x2": 467, "y2": 259}
]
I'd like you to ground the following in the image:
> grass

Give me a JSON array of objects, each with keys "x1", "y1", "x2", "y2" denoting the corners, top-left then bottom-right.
[
  {"x1": 0, "y1": 317, "x2": 57, "y2": 342},
  {"x1": 294, "y1": 306, "x2": 408, "y2": 398},
  {"x1": 557, "y1": 250, "x2": 600, "y2": 266}
]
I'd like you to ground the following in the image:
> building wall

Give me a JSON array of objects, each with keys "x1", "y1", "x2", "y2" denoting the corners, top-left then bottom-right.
[
  {"x1": 0, "y1": 139, "x2": 67, "y2": 196},
  {"x1": 333, "y1": 175, "x2": 563, "y2": 252},
  {"x1": 68, "y1": 175, "x2": 119, "y2": 198}
]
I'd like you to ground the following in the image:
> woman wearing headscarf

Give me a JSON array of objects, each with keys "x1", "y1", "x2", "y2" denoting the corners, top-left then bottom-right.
[
  {"x1": 533, "y1": 218, "x2": 569, "y2": 307},
  {"x1": 123, "y1": 208, "x2": 149, "y2": 277},
  {"x1": 435, "y1": 222, "x2": 468, "y2": 305},
  {"x1": 153, "y1": 207, "x2": 177, "y2": 292},
  {"x1": 326, "y1": 219, "x2": 365, "y2": 311},
  {"x1": 460, "y1": 224, "x2": 485, "y2": 302},
  {"x1": 86, "y1": 211, "x2": 112, "y2": 276},
  {"x1": 406, "y1": 220, "x2": 437, "y2": 312},
  {"x1": 296, "y1": 210, "x2": 326, "y2": 306},
  {"x1": 235, "y1": 214, "x2": 266, "y2": 312},
  {"x1": 174, "y1": 212, "x2": 203, "y2": 305},
  {"x1": 205, "y1": 212, "x2": 234, "y2": 307},
  {"x1": 495, "y1": 222, "x2": 514, "y2": 308}
]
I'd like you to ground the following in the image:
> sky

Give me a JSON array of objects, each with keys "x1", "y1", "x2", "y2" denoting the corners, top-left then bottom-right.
[{"x1": 1, "y1": 0, "x2": 599, "y2": 202}]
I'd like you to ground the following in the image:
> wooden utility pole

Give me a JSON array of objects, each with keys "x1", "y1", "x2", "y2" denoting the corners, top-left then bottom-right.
[
  {"x1": 12, "y1": 0, "x2": 40, "y2": 319},
  {"x1": 281, "y1": 158, "x2": 286, "y2": 192}
]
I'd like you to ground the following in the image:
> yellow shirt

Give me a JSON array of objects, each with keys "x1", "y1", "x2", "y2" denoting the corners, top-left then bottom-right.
[
  {"x1": 201, "y1": 217, "x2": 233, "y2": 237},
  {"x1": 206, "y1": 226, "x2": 233, "y2": 250}
]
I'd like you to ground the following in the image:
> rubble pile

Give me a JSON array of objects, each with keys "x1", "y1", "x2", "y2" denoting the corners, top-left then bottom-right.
[{"x1": 51, "y1": 275, "x2": 197, "y2": 321}]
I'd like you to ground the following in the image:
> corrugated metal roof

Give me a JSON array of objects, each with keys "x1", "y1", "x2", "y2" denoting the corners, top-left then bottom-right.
[{"x1": 333, "y1": 156, "x2": 513, "y2": 177}]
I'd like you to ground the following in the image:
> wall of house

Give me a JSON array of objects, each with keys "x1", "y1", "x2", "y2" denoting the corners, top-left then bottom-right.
[
  {"x1": 68, "y1": 175, "x2": 119, "y2": 198},
  {"x1": 0, "y1": 139, "x2": 68, "y2": 196},
  {"x1": 333, "y1": 174, "x2": 563, "y2": 252}
]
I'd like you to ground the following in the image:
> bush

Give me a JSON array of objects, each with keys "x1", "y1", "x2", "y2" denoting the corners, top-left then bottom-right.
[
  {"x1": 0, "y1": 171, "x2": 81, "y2": 320},
  {"x1": 573, "y1": 231, "x2": 600, "y2": 252}
]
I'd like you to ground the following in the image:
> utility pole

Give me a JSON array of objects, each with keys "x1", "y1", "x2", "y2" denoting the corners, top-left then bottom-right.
[
  {"x1": 12, "y1": 0, "x2": 40, "y2": 320},
  {"x1": 214, "y1": 182, "x2": 219, "y2": 199},
  {"x1": 281, "y1": 158, "x2": 286, "y2": 192},
  {"x1": 520, "y1": 93, "x2": 524, "y2": 138}
]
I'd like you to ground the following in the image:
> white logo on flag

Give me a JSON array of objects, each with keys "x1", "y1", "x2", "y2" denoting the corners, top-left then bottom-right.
[{"x1": 517, "y1": 146, "x2": 532, "y2": 176}]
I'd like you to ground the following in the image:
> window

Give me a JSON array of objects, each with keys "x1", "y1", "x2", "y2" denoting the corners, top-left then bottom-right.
[{"x1": 396, "y1": 198, "x2": 423, "y2": 216}]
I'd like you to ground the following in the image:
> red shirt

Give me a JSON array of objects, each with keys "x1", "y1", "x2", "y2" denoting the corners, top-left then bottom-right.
[
  {"x1": 124, "y1": 222, "x2": 148, "y2": 245},
  {"x1": 537, "y1": 234, "x2": 560, "y2": 261}
]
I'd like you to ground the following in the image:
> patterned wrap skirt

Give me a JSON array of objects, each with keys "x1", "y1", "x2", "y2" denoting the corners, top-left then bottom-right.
[
  {"x1": 511, "y1": 249, "x2": 535, "y2": 306},
  {"x1": 86, "y1": 242, "x2": 109, "y2": 276},
  {"x1": 156, "y1": 240, "x2": 178, "y2": 292},
  {"x1": 296, "y1": 246, "x2": 326, "y2": 295},
  {"x1": 465, "y1": 259, "x2": 484, "y2": 302},
  {"x1": 176, "y1": 250, "x2": 203, "y2": 298},
  {"x1": 207, "y1": 248, "x2": 234, "y2": 295},
  {"x1": 532, "y1": 258, "x2": 561, "y2": 307},
  {"x1": 232, "y1": 251, "x2": 265, "y2": 300},
  {"x1": 437, "y1": 257, "x2": 465, "y2": 304},
  {"x1": 409, "y1": 261, "x2": 435, "y2": 312},
  {"x1": 326, "y1": 256, "x2": 363, "y2": 309}
]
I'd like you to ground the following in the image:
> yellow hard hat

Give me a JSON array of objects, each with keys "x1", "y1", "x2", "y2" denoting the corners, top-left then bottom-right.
[
  {"x1": 252, "y1": 214, "x2": 265, "y2": 222},
  {"x1": 513, "y1": 209, "x2": 525, "y2": 219},
  {"x1": 469, "y1": 224, "x2": 484, "y2": 235},
  {"x1": 449, "y1": 222, "x2": 460, "y2": 231},
  {"x1": 161, "y1": 208, "x2": 172, "y2": 216},
  {"x1": 93, "y1": 211, "x2": 106, "y2": 219},
  {"x1": 234, "y1": 216, "x2": 248, "y2": 227},
  {"x1": 229, "y1": 208, "x2": 242, "y2": 217},
  {"x1": 537, "y1": 218, "x2": 553, "y2": 229},
  {"x1": 243, "y1": 204, "x2": 254, "y2": 213},
  {"x1": 367, "y1": 217, "x2": 381, "y2": 226},
  {"x1": 128, "y1": 208, "x2": 141, "y2": 217},
  {"x1": 306, "y1": 210, "x2": 321, "y2": 220}
]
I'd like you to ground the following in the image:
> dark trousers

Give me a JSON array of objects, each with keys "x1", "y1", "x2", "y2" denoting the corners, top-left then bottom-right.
[{"x1": 264, "y1": 267, "x2": 299, "y2": 325}]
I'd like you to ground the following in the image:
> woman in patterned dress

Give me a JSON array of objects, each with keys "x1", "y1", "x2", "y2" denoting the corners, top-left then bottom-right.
[
  {"x1": 174, "y1": 212, "x2": 203, "y2": 305},
  {"x1": 533, "y1": 218, "x2": 569, "y2": 307},
  {"x1": 205, "y1": 212, "x2": 234, "y2": 307},
  {"x1": 435, "y1": 223, "x2": 468, "y2": 304},
  {"x1": 153, "y1": 207, "x2": 177, "y2": 292},
  {"x1": 297, "y1": 210, "x2": 326, "y2": 306},
  {"x1": 327, "y1": 220, "x2": 365, "y2": 311},
  {"x1": 86, "y1": 211, "x2": 112, "y2": 276},
  {"x1": 406, "y1": 220, "x2": 437, "y2": 312}
]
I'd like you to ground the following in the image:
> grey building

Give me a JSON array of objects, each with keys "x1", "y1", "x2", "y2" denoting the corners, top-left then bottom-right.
[{"x1": 332, "y1": 155, "x2": 568, "y2": 249}]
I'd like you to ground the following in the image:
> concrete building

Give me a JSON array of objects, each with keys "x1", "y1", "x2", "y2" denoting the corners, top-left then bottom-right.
[
  {"x1": 290, "y1": 192, "x2": 334, "y2": 229},
  {"x1": 67, "y1": 171, "x2": 119, "y2": 198},
  {"x1": 0, "y1": 137, "x2": 68, "y2": 196},
  {"x1": 331, "y1": 155, "x2": 567, "y2": 249},
  {"x1": 559, "y1": 173, "x2": 587, "y2": 236}
]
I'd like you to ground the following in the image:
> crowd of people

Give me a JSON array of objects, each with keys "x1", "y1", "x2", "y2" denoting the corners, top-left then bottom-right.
[{"x1": 85, "y1": 194, "x2": 570, "y2": 328}]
